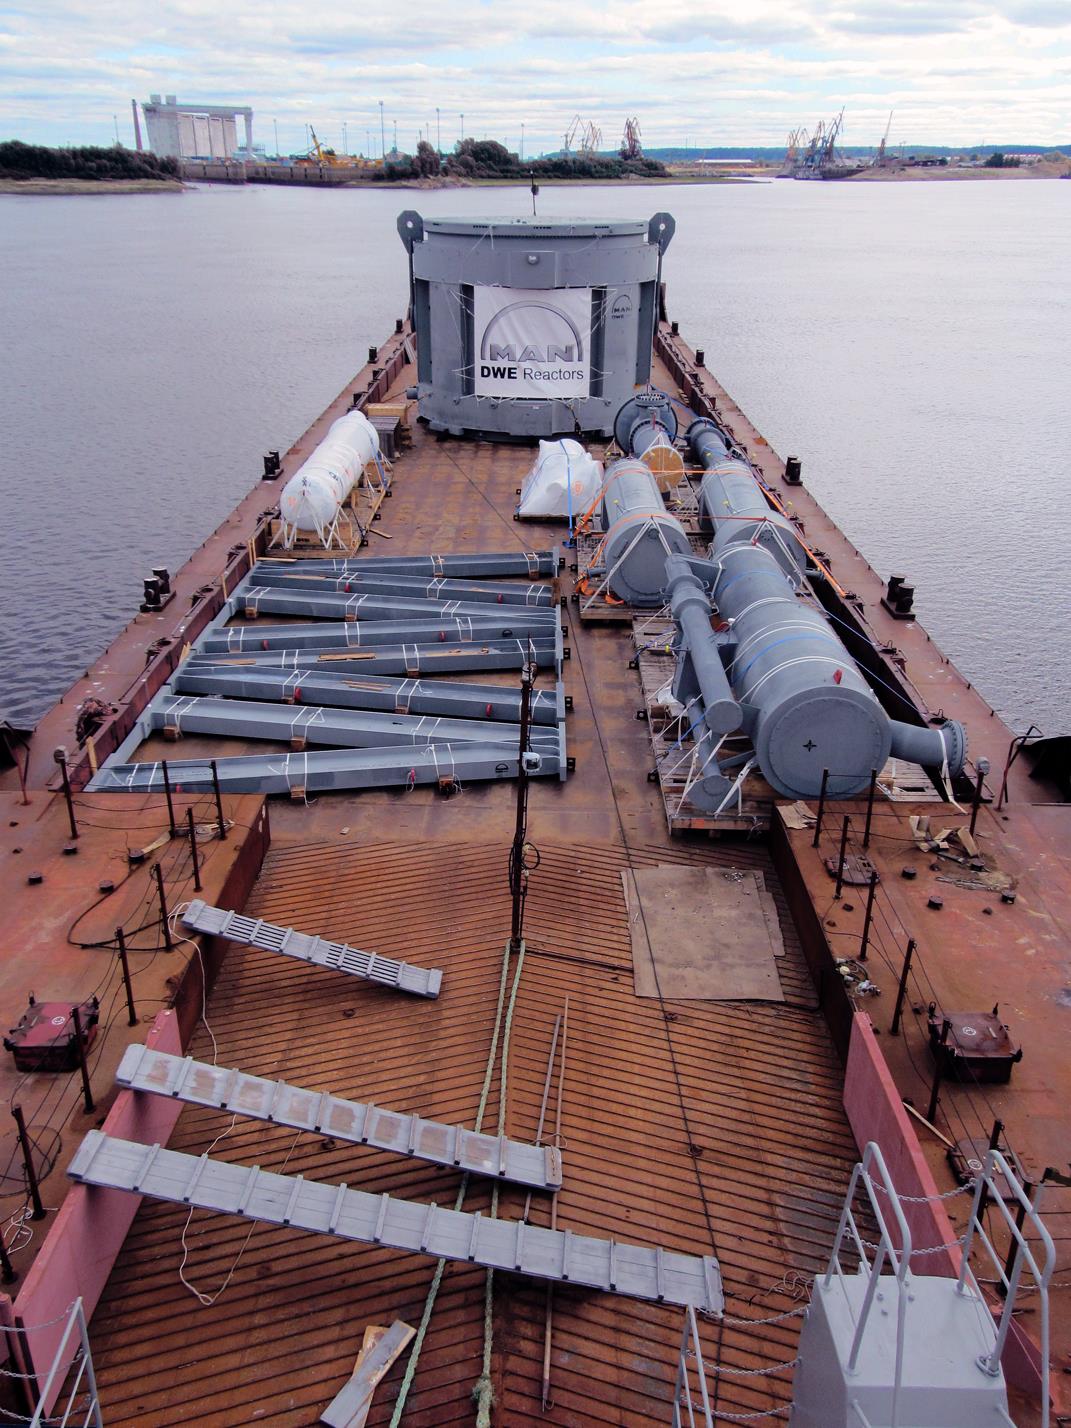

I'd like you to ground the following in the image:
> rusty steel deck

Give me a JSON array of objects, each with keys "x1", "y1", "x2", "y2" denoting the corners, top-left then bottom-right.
[
  {"x1": 78, "y1": 348, "x2": 868, "y2": 1426},
  {"x1": 5, "y1": 325, "x2": 1066, "y2": 1426}
]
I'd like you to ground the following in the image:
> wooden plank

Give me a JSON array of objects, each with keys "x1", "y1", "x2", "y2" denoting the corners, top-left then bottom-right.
[{"x1": 321, "y1": 1319, "x2": 415, "y2": 1428}]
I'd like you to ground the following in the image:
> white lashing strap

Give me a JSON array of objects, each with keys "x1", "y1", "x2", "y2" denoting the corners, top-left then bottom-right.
[
  {"x1": 403, "y1": 643, "x2": 420, "y2": 674},
  {"x1": 344, "y1": 624, "x2": 361, "y2": 647},
  {"x1": 743, "y1": 654, "x2": 853, "y2": 701},
  {"x1": 524, "y1": 551, "x2": 539, "y2": 576},
  {"x1": 162, "y1": 695, "x2": 199, "y2": 736},
  {"x1": 432, "y1": 553, "x2": 445, "y2": 575},
  {"x1": 395, "y1": 678, "x2": 416, "y2": 715},
  {"x1": 290, "y1": 706, "x2": 325, "y2": 738}
]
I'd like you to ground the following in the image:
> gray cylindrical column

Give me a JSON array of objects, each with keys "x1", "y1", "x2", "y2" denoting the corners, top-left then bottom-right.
[
  {"x1": 665, "y1": 555, "x2": 741, "y2": 735},
  {"x1": 687, "y1": 420, "x2": 966, "y2": 799},
  {"x1": 601, "y1": 459, "x2": 691, "y2": 606}
]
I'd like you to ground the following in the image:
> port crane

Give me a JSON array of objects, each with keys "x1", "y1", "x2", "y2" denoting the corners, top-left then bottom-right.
[
  {"x1": 621, "y1": 116, "x2": 642, "y2": 160},
  {"x1": 562, "y1": 115, "x2": 602, "y2": 156},
  {"x1": 875, "y1": 109, "x2": 894, "y2": 165}
]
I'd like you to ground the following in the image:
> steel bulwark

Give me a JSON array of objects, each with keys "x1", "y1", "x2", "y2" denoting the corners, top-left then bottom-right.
[
  {"x1": 172, "y1": 665, "x2": 566, "y2": 724},
  {"x1": 151, "y1": 694, "x2": 565, "y2": 754}
]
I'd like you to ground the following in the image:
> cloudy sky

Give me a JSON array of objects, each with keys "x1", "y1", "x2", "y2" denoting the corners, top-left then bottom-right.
[{"x1": 2, "y1": 0, "x2": 1069, "y2": 153}]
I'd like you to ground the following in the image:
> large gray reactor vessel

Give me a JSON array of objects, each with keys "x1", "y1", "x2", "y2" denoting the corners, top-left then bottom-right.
[{"x1": 396, "y1": 211, "x2": 675, "y2": 439}]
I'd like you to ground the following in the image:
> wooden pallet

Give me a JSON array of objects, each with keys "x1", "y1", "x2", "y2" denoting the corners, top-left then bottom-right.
[{"x1": 631, "y1": 620, "x2": 773, "y2": 834}]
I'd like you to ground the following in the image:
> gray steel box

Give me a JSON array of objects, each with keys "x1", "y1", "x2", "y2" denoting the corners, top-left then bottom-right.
[{"x1": 397, "y1": 212, "x2": 674, "y2": 440}]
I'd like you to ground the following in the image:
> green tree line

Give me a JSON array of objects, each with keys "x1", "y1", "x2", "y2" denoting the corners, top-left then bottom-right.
[
  {"x1": 0, "y1": 141, "x2": 179, "y2": 181},
  {"x1": 378, "y1": 137, "x2": 667, "y2": 182}
]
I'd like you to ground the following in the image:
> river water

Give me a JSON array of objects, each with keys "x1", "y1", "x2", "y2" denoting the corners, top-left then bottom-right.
[{"x1": 1, "y1": 178, "x2": 1068, "y2": 736}]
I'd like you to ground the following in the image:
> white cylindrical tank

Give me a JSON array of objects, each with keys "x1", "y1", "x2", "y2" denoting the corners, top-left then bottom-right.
[{"x1": 280, "y1": 411, "x2": 380, "y2": 538}]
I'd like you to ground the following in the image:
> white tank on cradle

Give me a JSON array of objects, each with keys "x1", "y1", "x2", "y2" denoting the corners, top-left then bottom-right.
[
  {"x1": 516, "y1": 439, "x2": 602, "y2": 520},
  {"x1": 279, "y1": 411, "x2": 381, "y2": 546}
]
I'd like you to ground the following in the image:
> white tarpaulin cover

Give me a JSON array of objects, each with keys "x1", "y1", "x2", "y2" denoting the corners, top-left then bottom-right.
[
  {"x1": 474, "y1": 285, "x2": 592, "y2": 399},
  {"x1": 517, "y1": 439, "x2": 602, "y2": 520}
]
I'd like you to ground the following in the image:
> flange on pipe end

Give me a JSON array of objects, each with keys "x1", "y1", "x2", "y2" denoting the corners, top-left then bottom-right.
[
  {"x1": 613, "y1": 390, "x2": 678, "y2": 453},
  {"x1": 888, "y1": 718, "x2": 968, "y2": 777}
]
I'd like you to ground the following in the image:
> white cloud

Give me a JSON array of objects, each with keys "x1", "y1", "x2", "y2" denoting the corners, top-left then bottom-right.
[{"x1": 0, "y1": 0, "x2": 1068, "y2": 149}]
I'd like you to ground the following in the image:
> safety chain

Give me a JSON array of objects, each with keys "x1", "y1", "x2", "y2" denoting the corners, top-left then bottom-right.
[
  {"x1": 712, "y1": 1405, "x2": 791, "y2": 1423},
  {"x1": 871, "y1": 1179, "x2": 974, "y2": 1203},
  {"x1": 722, "y1": 1306, "x2": 808, "y2": 1327},
  {"x1": 707, "y1": 1357, "x2": 800, "y2": 1379},
  {"x1": 860, "y1": 1236, "x2": 965, "y2": 1258}
]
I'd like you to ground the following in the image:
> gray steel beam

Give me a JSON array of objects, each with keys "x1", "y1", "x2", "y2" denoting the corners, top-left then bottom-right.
[
  {"x1": 173, "y1": 664, "x2": 565, "y2": 725},
  {"x1": 69, "y1": 1132, "x2": 722, "y2": 1312},
  {"x1": 181, "y1": 899, "x2": 441, "y2": 996},
  {"x1": 198, "y1": 623, "x2": 563, "y2": 666},
  {"x1": 116, "y1": 1045, "x2": 561, "y2": 1189},
  {"x1": 256, "y1": 550, "x2": 559, "y2": 578},
  {"x1": 151, "y1": 694, "x2": 564, "y2": 753},
  {"x1": 88, "y1": 736, "x2": 568, "y2": 794},
  {"x1": 249, "y1": 568, "x2": 555, "y2": 608},
  {"x1": 202, "y1": 615, "x2": 556, "y2": 650},
  {"x1": 239, "y1": 583, "x2": 560, "y2": 627}
]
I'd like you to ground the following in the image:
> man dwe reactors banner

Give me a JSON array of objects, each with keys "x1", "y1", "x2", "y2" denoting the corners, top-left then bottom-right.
[{"x1": 474, "y1": 285, "x2": 592, "y2": 399}]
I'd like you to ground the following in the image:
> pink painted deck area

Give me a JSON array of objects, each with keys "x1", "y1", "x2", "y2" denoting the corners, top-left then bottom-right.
[{"x1": 11, "y1": 1010, "x2": 184, "y2": 1413}]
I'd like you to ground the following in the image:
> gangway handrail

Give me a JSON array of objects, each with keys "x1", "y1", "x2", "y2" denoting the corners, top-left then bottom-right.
[
  {"x1": 28, "y1": 1297, "x2": 102, "y2": 1428},
  {"x1": 822, "y1": 1142, "x2": 913, "y2": 1425},
  {"x1": 957, "y1": 1147, "x2": 1055, "y2": 1427}
]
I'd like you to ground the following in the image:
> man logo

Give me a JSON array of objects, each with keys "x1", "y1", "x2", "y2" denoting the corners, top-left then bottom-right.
[
  {"x1": 474, "y1": 284, "x2": 591, "y2": 399},
  {"x1": 480, "y1": 301, "x2": 585, "y2": 365},
  {"x1": 610, "y1": 293, "x2": 633, "y2": 320}
]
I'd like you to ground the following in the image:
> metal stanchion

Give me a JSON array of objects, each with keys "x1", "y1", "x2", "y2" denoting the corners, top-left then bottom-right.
[
  {"x1": 155, "y1": 863, "x2": 173, "y2": 949},
  {"x1": 863, "y1": 768, "x2": 877, "y2": 849},
  {"x1": 161, "y1": 760, "x2": 177, "y2": 838},
  {"x1": 186, "y1": 807, "x2": 202, "y2": 892},
  {"x1": 211, "y1": 759, "x2": 227, "y2": 839},
  {"x1": 12, "y1": 1107, "x2": 46, "y2": 1219},
  {"x1": 890, "y1": 938, "x2": 917, "y2": 1035},
  {"x1": 858, "y1": 871, "x2": 878, "y2": 962},
  {"x1": 116, "y1": 927, "x2": 138, "y2": 1027},
  {"x1": 834, "y1": 815, "x2": 850, "y2": 899},
  {"x1": 927, "y1": 1018, "x2": 951, "y2": 1123},
  {"x1": 54, "y1": 749, "x2": 79, "y2": 840},
  {"x1": 812, "y1": 769, "x2": 830, "y2": 848},
  {"x1": 70, "y1": 1005, "x2": 95, "y2": 1114}
]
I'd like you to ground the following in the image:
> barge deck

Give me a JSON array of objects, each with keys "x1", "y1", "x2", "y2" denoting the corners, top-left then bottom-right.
[{"x1": 0, "y1": 318, "x2": 1066, "y2": 1426}]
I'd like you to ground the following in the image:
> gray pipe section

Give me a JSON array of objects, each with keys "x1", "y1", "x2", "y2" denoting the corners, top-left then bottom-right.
[
  {"x1": 601, "y1": 458, "x2": 691, "y2": 606},
  {"x1": 691, "y1": 418, "x2": 803, "y2": 571},
  {"x1": 664, "y1": 556, "x2": 741, "y2": 735},
  {"x1": 686, "y1": 418, "x2": 966, "y2": 798}
]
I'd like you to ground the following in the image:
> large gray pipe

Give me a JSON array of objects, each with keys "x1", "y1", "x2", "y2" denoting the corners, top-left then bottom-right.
[
  {"x1": 601, "y1": 458, "x2": 691, "y2": 606},
  {"x1": 665, "y1": 556, "x2": 741, "y2": 736},
  {"x1": 685, "y1": 418, "x2": 966, "y2": 798}
]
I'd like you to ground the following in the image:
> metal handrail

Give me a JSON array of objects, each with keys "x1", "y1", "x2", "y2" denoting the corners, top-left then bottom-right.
[
  {"x1": 671, "y1": 1304, "x2": 714, "y2": 1428},
  {"x1": 822, "y1": 1142, "x2": 913, "y2": 1426},
  {"x1": 957, "y1": 1148, "x2": 1055, "y2": 1428},
  {"x1": 28, "y1": 1298, "x2": 102, "y2": 1428}
]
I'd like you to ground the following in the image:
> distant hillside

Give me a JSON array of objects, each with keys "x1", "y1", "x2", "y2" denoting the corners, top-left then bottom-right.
[{"x1": 644, "y1": 143, "x2": 1071, "y2": 162}]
